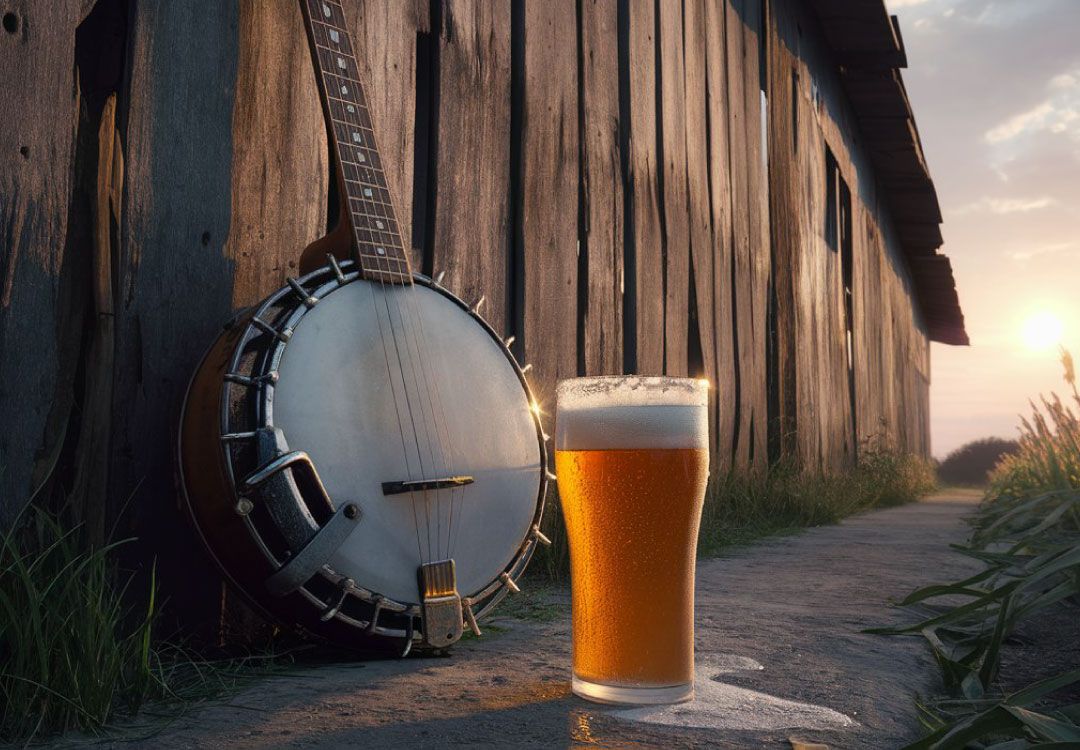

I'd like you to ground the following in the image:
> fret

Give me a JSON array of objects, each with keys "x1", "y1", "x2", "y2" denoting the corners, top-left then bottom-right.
[
  {"x1": 307, "y1": 0, "x2": 348, "y2": 33},
  {"x1": 355, "y1": 250, "x2": 408, "y2": 266},
  {"x1": 350, "y1": 212, "x2": 401, "y2": 236},
  {"x1": 316, "y1": 47, "x2": 361, "y2": 83},
  {"x1": 311, "y1": 24, "x2": 355, "y2": 56},
  {"x1": 327, "y1": 97, "x2": 375, "y2": 133}
]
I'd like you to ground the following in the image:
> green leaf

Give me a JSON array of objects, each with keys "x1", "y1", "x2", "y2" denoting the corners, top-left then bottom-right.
[
  {"x1": 1003, "y1": 706, "x2": 1080, "y2": 742},
  {"x1": 1006, "y1": 669, "x2": 1080, "y2": 708}
]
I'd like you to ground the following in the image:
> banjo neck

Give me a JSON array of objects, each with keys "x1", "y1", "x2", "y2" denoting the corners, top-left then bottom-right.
[{"x1": 301, "y1": 0, "x2": 412, "y2": 285}]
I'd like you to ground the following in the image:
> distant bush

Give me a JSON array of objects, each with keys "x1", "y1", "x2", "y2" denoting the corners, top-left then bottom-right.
[{"x1": 937, "y1": 437, "x2": 1019, "y2": 487}]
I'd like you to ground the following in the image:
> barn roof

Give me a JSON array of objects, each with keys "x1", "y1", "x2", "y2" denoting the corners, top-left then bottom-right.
[{"x1": 809, "y1": 0, "x2": 969, "y2": 346}]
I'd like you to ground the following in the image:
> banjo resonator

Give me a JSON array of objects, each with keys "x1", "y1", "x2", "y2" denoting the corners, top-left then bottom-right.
[{"x1": 178, "y1": 0, "x2": 550, "y2": 656}]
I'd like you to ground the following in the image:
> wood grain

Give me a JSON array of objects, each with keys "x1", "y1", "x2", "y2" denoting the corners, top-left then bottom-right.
[
  {"x1": 0, "y1": 0, "x2": 83, "y2": 522},
  {"x1": 682, "y1": 0, "x2": 717, "y2": 457},
  {"x1": 658, "y1": 0, "x2": 688, "y2": 377},
  {"x1": 625, "y1": 0, "x2": 664, "y2": 376},
  {"x1": 431, "y1": 0, "x2": 512, "y2": 335},
  {"x1": 579, "y1": 0, "x2": 623, "y2": 375},
  {"x1": 704, "y1": 0, "x2": 736, "y2": 473},
  {"x1": 520, "y1": 0, "x2": 578, "y2": 410}
]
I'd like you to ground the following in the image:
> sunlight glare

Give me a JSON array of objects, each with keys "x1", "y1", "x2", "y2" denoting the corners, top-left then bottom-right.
[{"x1": 1021, "y1": 311, "x2": 1064, "y2": 352}]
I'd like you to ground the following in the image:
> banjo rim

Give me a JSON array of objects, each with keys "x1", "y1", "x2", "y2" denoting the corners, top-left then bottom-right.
[{"x1": 177, "y1": 258, "x2": 548, "y2": 646}]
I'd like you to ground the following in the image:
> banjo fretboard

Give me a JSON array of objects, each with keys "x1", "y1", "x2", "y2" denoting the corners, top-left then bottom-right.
[{"x1": 302, "y1": 0, "x2": 411, "y2": 284}]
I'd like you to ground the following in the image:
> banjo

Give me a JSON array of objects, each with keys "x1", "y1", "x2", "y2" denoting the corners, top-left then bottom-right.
[{"x1": 179, "y1": 0, "x2": 549, "y2": 655}]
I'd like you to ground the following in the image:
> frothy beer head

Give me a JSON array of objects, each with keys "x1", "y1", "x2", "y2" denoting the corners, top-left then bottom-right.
[{"x1": 555, "y1": 376, "x2": 709, "y2": 451}]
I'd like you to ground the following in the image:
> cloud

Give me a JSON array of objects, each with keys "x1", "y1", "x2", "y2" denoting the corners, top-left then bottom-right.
[
  {"x1": 985, "y1": 67, "x2": 1080, "y2": 147},
  {"x1": 953, "y1": 196, "x2": 1058, "y2": 215},
  {"x1": 1009, "y1": 241, "x2": 1078, "y2": 261}
]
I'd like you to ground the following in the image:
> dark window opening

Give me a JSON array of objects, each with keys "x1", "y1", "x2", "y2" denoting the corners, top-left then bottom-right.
[
  {"x1": 825, "y1": 145, "x2": 839, "y2": 250},
  {"x1": 838, "y1": 172, "x2": 857, "y2": 456}
]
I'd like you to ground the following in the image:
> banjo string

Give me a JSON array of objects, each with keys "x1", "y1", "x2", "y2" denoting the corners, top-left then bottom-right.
[
  {"x1": 402, "y1": 286, "x2": 462, "y2": 559},
  {"x1": 383, "y1": 281, "x2": 447, "y2": 560},
  {"x1": 364, "y1": 254, "x2": 427, "y2": 565},
  {"x1": 370, "y1": 254, "x2": 437, "y2": 565},
  {"x1": 399, "y1": 283, "x2": 459, "y2": 560},
  {"x1": 392, "y1": 288, "x2": 453, "y2": 560}
]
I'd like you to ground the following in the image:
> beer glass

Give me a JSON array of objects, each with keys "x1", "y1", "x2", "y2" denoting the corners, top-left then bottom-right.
[{"x1": 555, "y1": 376, "x2": 709, "y2": 705}]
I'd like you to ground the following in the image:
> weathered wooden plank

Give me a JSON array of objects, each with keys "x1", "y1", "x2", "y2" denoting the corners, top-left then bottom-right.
[
  {"x1": 742, "y1": 0, "x2": 771, "y2": 469},
  {"x1": 0, "y1": 1, "x2": 84, "y2": 522},
  {"x1": 348, "y1": 0, "x2": 427, "y2": 271},
  {"x1": 625, "y1": 0, "x2": 664, "y2": 376},
  {"x1": 703, "y1": 0, "x2": 735, "y2": 473},
  {"x1": 765, "y1": 0, "x2": 800, "y2": 461},
  {"x1": 579, "y1": 0, "x2": 623, "y2": 375},
  {"x1": 725, "y1": 0, "x2": 750, "y2": 469},
  {"x1": 114, "y1": 0, "x2": 244, "y2": 635},
  {"x1": 228, "y1": 0, "x2": 327, "y2": 305},
  {"x1": 658, "y1": 0, "x2": 688, "y2": 377},
  {"x1": 520, "y1": 0, "x2": 578, "y2": 410},
  {"x1": 681, "y1": 0, "x2": 717, "y2": 458},
  {"x1": 726, "y1": 0, "x2": 769, "y2": 469},
  {"x1": 431, "y1": 0, "x2": 512, "y2": 334}
]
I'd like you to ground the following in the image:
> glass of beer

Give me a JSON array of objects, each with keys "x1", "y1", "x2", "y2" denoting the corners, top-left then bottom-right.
[{"x1": 555, "y1": 376, "x2": 710, "y2": 705}]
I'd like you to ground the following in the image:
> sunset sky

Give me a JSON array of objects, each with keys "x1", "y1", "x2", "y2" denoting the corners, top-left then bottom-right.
[{"x1": 887, "y1": 0, "x2": 1080, "y2": 457}]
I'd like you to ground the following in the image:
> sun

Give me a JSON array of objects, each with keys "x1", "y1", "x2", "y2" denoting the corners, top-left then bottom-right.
[{"x1": 1021, "y1": 311, "x2": 1064, "y2": 352}]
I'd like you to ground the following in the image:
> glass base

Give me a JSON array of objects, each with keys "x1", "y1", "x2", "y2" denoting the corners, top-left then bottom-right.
[{"x1": 572, "y1": 676, "x2": 694, "y2": 706}]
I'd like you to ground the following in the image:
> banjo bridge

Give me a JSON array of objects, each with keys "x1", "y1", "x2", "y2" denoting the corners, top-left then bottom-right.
[{"x1": 382, "y1": 475, "x2": 474, "y2": 496}]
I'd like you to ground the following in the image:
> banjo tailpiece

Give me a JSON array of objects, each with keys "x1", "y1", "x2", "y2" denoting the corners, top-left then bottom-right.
[{"x1": 419, "y1": 559, "x2": 464, "y2": 648}]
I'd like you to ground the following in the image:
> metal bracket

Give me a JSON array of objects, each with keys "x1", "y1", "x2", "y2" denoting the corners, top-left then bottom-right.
[
  {"x1": 418, "y1": 559, "x2": 463, "y2": 648},
  {"x1": 265, "y1": 502, "x2": 362, "y2": 596}
]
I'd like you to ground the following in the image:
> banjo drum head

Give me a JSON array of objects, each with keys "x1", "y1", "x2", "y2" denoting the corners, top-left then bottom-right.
[{"x1": 271, "y1": 279, "x2": 542, "y2": 605}]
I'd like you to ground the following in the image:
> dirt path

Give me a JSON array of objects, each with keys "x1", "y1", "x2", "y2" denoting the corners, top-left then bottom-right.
[{"x1": 98, "y1": 492, "x2": 983, "y2": 749}]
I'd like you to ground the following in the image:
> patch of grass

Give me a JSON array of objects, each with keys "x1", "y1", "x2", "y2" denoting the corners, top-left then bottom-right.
[
  {"x1": 0, "y1": 504, "x2": 299, "y2": 745},
  {"x1": 0, "y1": 505, "x2": 162, "y2": 743},
  {"x1": 532, "y1": 441, "x2": 936, "y2": 580},
  {"x1": 698, "y1": 445, "x2": 937, "y2": 558},
  {"x1": 872, "y1": 349, "x2": 1080, "y2": 749}
]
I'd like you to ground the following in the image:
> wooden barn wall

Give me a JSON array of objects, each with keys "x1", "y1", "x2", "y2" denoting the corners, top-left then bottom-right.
[
  {"x1": 0, "y1": 0, "x2": 931, "y2": 556},
  {"x1": 767, "y1": 0, "x2": 931, "y2": 468}
]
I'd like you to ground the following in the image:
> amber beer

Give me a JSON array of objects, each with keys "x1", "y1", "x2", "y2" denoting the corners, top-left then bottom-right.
[{"x1": 555, "y1": 376, "x2": 709, "y2": 705}]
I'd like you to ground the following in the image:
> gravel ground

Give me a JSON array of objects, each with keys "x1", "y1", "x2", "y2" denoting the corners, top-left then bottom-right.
[{"x1": 79, "y1": 491, "x2": 984, "y2": 749}]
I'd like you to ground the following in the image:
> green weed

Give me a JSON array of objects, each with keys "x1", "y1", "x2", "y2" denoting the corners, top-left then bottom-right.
[{"x1": 873, "y1": 349, "x2": 1080, "y2": 749}]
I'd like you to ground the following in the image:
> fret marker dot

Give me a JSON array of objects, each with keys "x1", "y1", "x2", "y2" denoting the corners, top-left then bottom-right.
[
  {"x1": 329, "y1": 29, "x2": 340, "y2": 43},
  {"x1": 322, "y1": 4, "x2": 331, "y2": 18},
  {"x1": 364, "y1": 188, "x2": 373, "y2": 197},
  {"x1": 347, "y1": 105, "x2": 355, "y2": 113},
  {"x1": 358, "y1": 154, "x2": 366, "y2": 163},
  {"x1": 341, "y1": 85, "x2": 348, "y2": 95},
  {"x1": 337, "y1": 57, "x2": 346, "y2": 70},
  {"x1": 352, "y1": 132, "x2": 361, "y2": 143},
  {"x1": 376, "y1": 220, "x2": 385, "y2": 229}
]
